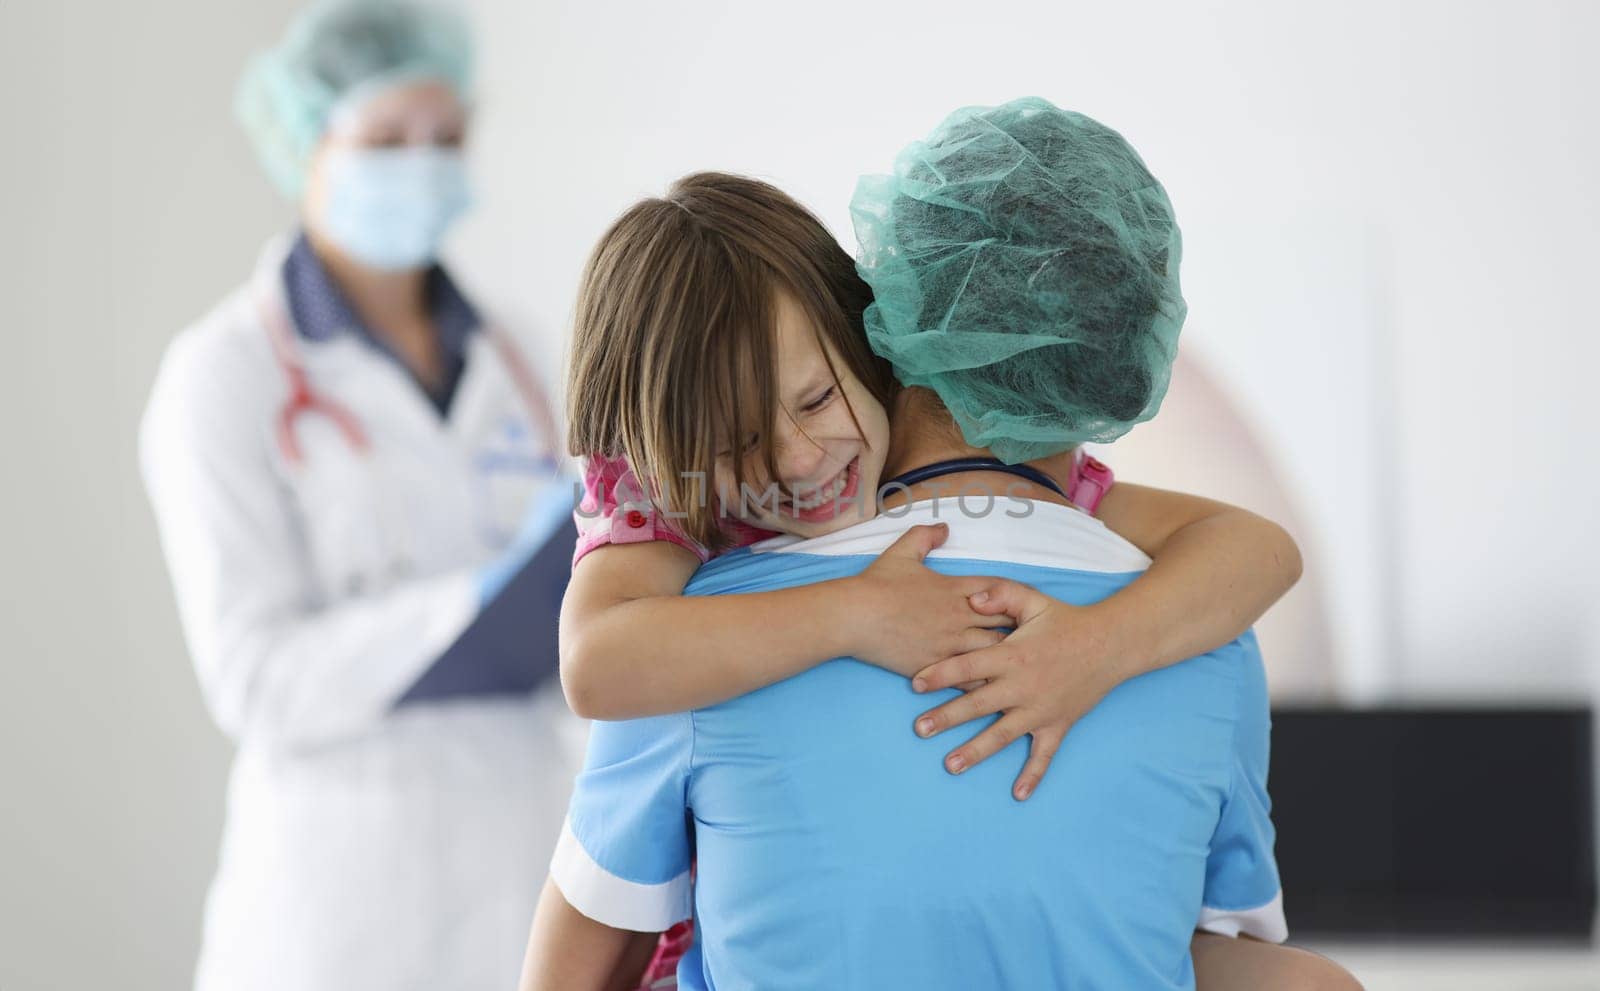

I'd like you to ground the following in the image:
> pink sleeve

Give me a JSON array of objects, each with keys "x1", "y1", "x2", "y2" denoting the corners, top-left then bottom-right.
[
  {"x1": 1066, "y1": 449, "x2": 1115, "y2": 515},
  {"x1": 572, "y1": 455, "x2": 711, "y2": 568}
]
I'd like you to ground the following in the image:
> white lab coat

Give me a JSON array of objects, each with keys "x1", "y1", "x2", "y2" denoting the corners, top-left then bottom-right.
[{"x1": 140, "y1": 240, "x2": 585, "y2": 991}]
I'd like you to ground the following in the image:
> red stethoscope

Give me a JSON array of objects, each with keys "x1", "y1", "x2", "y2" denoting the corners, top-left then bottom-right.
[{"x1": 254, "y1": 270, "x2": 559, "y2": 468}]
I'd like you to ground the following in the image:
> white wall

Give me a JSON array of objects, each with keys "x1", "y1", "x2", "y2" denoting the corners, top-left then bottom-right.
[
  {"x1": 2, "y1": 2, "x2": 307, "y2": 988},
  {"x1": 2, "y1": 1, "x2": 1595, "y2": 988},
  {"x1": 451, "y1": 0, "x2": 1600, "y2": 703}
]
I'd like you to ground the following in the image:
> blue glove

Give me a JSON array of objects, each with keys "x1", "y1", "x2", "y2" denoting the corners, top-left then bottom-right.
[{"x1": 476, "y1": 475, "x2": 580, "y2": 607}]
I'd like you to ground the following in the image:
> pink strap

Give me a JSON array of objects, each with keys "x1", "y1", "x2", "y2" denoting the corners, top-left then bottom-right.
[
  {"x1": 571, "y1": 456, "x2": 714, "y2": 568},
  {"x1": 1066, "y1": 450, "x2": 1114, "y2": 515},
  {"x1": 635, "y1": 919, "x2": 693, "y2": 989}
]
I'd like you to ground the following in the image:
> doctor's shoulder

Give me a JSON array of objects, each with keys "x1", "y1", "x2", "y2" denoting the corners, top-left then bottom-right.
[{"x1": 141, "y1": 287, "x2": 281, "y2": 465}]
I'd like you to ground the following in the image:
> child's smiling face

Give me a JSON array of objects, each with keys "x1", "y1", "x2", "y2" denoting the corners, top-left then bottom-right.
[{"x1": 712, "y1": 290, "x2": 890, "y2": 539}]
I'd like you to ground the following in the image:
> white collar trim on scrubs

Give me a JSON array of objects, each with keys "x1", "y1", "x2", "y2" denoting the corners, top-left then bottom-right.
[{"x1": 747, "y1": 496, "x2": 1153, "y2": 575}]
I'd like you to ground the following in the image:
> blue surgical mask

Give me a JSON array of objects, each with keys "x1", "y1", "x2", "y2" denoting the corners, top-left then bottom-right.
[{"x1": 319, "y1": 146, "x2": 471, "y2": 271}]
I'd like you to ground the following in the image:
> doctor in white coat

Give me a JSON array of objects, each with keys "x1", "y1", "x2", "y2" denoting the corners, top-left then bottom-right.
[{"x1": 139, "y1": 3, "x2": 583, "y2": 988}]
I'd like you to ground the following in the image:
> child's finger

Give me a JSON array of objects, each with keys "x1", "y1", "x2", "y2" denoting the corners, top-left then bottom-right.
[
  {"x1": 1011, "y1": 725, "x2": 1067, "y2": 801},
  {"x1": 964, "y1": 606, "x2": 1016, "y2": 631},
  {"x1": 955, "y1": 628, "x2": 1007, "y2": 655},
  {"x1": 955, "y1": 575, "x2": 1005, "y2": 598},
  {"x1": 939, "y1": 712, "x2": 1030, "y2": 775},
  {"x1": 911, "y1": 642, "x2": 1008, "y2": 694},
  {"x1": 911, "y1": 681, "x2": 1006, "y2": 737},
  {"x1": 968, "y1": 579, "x2": 1051, "y2": 622},
  {"x1": 878, "y1": 523, "x2": 949, "y2": 562}
]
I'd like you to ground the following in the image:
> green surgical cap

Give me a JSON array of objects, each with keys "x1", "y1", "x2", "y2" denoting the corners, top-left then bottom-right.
[
  {"x1": 235, "y1": 0, "x2": 472, "y2": 198},
  {"x1": 851, "y1": 97, "x2": 1185, "y2": 463}
]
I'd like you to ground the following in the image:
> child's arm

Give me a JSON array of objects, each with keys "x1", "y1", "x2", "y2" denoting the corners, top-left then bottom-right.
[
  {"x1": 1192, "y1": 932, "x2": 1363, "y2": 990},
  {"x1": 560, "y1": 523, "x2": 1008, "y2": 719},
  {"x1": 910, "y1": 482, "x2": 1302, "y2": 799},
  {"x1": 1092, "y1": 483, "x2": 1304, "y2": 667},
  {"x1": 518, "y1": 878, "x2": 661, "y2": 991}
]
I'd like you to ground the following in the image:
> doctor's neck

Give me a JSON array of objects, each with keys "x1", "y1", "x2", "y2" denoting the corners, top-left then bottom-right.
[
  {"x1": 305, "y1": 227, "x2": 432, "y2": 333},
  {"x1": 880, "y1": 386, "x2": 1076, "y2": 510}
]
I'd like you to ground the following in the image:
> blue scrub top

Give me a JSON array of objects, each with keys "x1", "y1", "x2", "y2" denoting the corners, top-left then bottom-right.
[{"x1": 554, "y1": 500, "x2": 1286, "y2": 990}]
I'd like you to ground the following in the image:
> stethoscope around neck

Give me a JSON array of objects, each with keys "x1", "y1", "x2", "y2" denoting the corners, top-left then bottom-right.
[
  {"x1": 881, "y1": 457, "x2": 1069, "y2": 500},
  {"x1": 252, "y1": 265, "x2": 558, "y2": 468},
  {"x1": 252, "y1": 262, "x2": 561, "y2": 583},
  {"x1": 262, "y1": 290, "x2": 370, "y2": 462}
]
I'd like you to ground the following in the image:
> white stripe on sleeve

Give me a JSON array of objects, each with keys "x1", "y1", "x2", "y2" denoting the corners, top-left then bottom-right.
[
  {"x1": 1197, "y1": 890, "x2": 1288, "y2": 943},
  {"x1": 549, "y1": 817, "x2": 693, "y2": 933}
]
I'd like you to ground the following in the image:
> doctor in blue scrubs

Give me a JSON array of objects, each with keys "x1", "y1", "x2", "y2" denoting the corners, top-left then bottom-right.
[{"x1": 138, "y1": 3, "x2": 582, "y2": 989}]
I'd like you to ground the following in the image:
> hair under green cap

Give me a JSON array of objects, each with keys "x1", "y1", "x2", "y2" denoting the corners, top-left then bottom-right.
[
  {"x1": 235, "y1": 0, "x2": 472, "y2": 198},
  {"x1": 851, "y1": 96, "x2": 1186, "y2": 463}
]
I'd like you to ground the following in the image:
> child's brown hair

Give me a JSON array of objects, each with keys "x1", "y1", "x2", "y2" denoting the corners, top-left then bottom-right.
[{"x1": 567, "y1": 172, "x2": 894, "y2": 550}]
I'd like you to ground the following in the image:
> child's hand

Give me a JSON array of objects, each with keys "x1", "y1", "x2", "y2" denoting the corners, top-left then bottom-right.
[
  {"x1": 847, "y1": 524, "x2": 1012, "y2": 680},
  {"x1": 907, "y1": 580, "x2": 1129, "y2": 801}
]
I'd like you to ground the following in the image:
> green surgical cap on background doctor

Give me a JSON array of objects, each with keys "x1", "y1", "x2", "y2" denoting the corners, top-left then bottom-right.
[
  {"x1": 851, "y1": 97, "x2": 1186, "y2": 463},
  {"x1": 235, "y1": 0, "x2": 472, "y2": 198}
]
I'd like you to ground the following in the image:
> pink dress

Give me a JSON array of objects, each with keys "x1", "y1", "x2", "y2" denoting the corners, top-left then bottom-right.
[{"x1": 571, "y1": 450, "x2": 1117, "y2": 989}]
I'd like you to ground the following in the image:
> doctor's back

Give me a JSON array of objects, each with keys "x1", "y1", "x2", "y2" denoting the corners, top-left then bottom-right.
[
  {"x1": 138, "y1": 4, "x2": 581, "y2": 990},
  {"x1": 560, "y1": 500, "x2": 1286, "y2": 990}
]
